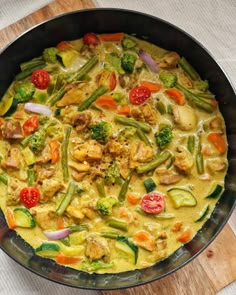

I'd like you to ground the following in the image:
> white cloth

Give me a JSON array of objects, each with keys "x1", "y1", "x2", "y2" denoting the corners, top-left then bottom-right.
[
  {"x1": 0, "y1": 0, "x2": 53, "y2": 30},
  {"x1": 0, "y1": 0, "x2": 236, "y2": 294}
]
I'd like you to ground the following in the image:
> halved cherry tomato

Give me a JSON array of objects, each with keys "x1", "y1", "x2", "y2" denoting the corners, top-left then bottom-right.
[
  {"x1": 19, "y1": 187, "x2": 40, "y2": 208},
  {"x1": 129, "y1": 86, "x2": 151, "y2": 105},
  {"x1": 109, "y1": 72, "x2": 117, "y2": 91},
  {"x1": 141, "y1": 192, "x2": 165, "y2": 214},
  {"x1": 83, "y1": 33, "x2": 100, "y2": 46},
  {"x1": 23, "y1": 115, "x2": 39, "y2": 136},
  {"x1": 32, "y1": 69, "x2": 50, "y2": 90},
  {"x1": 56, "y1": 41, "x2": 72, "y2": 51}
]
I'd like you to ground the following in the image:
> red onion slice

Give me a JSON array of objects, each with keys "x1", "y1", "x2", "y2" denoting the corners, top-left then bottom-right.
[
  {"x1": 139, "y1": 49, "x2": 159, "y2": 73},
  {"x1": 44, "y1": 228, "x2": 72, "y2": 240},
  {"x1": 24, "y1": 102, "x2": 52, "y2": 116}
]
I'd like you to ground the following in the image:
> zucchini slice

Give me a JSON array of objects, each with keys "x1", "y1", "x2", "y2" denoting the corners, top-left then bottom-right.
[
  {"x1": 143, "y1": 178, "x2": 156, "y2": 193},
  {"x1": 13, "y1": 208, "x2": 36, "y2": 228},
  {"x1": 206, "y1": 184, "x2": 223, "y2": 199},
  {"x1": 115, "y1": 236, "x2": 138, "y2": 264},
  {"x1": 195, "y1": 204, "x2": 210, "y2": 222},
  {"x1": 35, "y1": 243, "x2": 60, "y2": 258},
  {"x1": 167, "y1": 188, "x2": 197, "y2": 208},
  {"x1": 0, "y1": 95, "x2": 14, "y2": 117}
]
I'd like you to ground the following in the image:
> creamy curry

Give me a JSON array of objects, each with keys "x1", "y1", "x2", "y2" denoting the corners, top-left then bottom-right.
[{"x1": 0, "y1": 33, "x2": 227, "y2": 273}]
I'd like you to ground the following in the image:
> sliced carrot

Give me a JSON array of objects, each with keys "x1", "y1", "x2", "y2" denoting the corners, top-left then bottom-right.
[
  {"x1": 57, "y1": 217, "x2": 65, "y2": 230},
  {"x1": 56, "y1": 253, "x2": 83, "y2": 265},
  {"x1": 207, "y1": 133, "x2": 227, "y2": 155},
  {"x1": 134, "y1": 231, "x2": 151, "y2": 241},
  {"x1": 126, "y1": 193, "x2": 141, "y2": 205},
  {"x1": 117, "y1": 106, "x2": 131, "y2": 115},
  {"x1": 6, "y1": 208, "x2": 16, "y2": 229},
  {"x1": 133, "y1": 230, "x2": 155, "y2": 251},
  {"x1": 49, "y1": 139, "x2": 60, "y2": 164},
  {"x1": 95, "y1": 95, "x2": 118, "y2": 109},
  {"x1": 109, "y1": 72, "x2": 117, "y2": 91},
  {"x1": 56, "y1": 41, "x2": 72, "y2": 51},
  {"x1": 165, "y1": 88, "x2": 186, "y2": 105},
  {"x1": 177, "y1": 228, "x2": 192, "y2": 243},
  {"x1": 99, "y1": 33, "x2": 124, "y2": 42},
  {"x1": 140, "y1": 81, "x2": 162, "y2": 92}
]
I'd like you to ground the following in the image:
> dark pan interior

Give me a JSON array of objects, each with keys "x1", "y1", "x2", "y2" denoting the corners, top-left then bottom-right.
[{"x1": 0, "y1": 8, "x2": 235, "y2": 290}]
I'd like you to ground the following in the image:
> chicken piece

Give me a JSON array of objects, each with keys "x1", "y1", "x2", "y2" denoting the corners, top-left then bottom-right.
[
  {"x1": 130, "y1": 107, "x2": 144, "y2": 122},
  {"x1": 117, "y1": 151, "x2": 130, "y2": 179},
  {"x1": 35, "y1": 145, "x2": 51, "y2": 164},
  {"x1": 6, "y1": 177, "x2": 25, "y2": 205},
  {"x1": 173, "y1": 105, "x2": 198, "y2": 131},
  {"x1": 158, "y1": 52, "x2": 180, "y2": 69},
  {"x1": 69, "y1": 161, "x2": 90, "y2": 172},
  {"x1": 209, "y1": 117, "x2": 224, "y2": 131},
  {"x1": 71, "y1": 171, "x2": 87, "y2": 182},
  {"x1": 97, "y1": 70, "x2": 111, "y2": 88},
  {"x1": 130, "y1": 141, "x2": 154, "y2": 167},
  {"x1": 36, "y1": 165, "x2": 55, "y2": 183},
  {"x1": 156, "y1": 240, "x2": 167, "y2": 251},
  {"x1": 66, "y1": 205, "x2": 85, "y2": 220},
  {"x1": 30, "y1": 205, "x2": 57, "y2": 230},
  {"x1": 144, "y1": 222, "x2": 162, "y2": 236},
  {"x1": 40, "y1": 179, "x2": 64, "y2": 203},
  {"x1": 2, "y1": 120, "x2": 24, "y2": 141},
  {"x1": 207, "y1": 158, "x2": 227, "y2": 174},
  {"x1": 71, "y1": 112, "x2": 92, "y2": 131},
  {"x1": 57, "y1": 82, "x2": 90, "y2": 107},
  {"x1": 85, "y1": 234, "x2": 110, "y2": 262},
  {"x1": 174, "y1": 146, "x2": 194, "y2": 173},
  {"x1": 73, "y1": 140, "x2": 103, "y2": 162},
  {"x1": 156, "y1": 169, "x2": 182, "y2": 185},
  {"x1": 1, "y1": 147, "x2": 21, "y2": 170},
  {"x1": 141, "y1": 104, "x2": 158, "y2": 125},
  {"x1": 105, "y1": 140, "x2": 122, "y2": 156},
  {"x1": 171, "y1": 221, "x2": 183, "y2": 232}
]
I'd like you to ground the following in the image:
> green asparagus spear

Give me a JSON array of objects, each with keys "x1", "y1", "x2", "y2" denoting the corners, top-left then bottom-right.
[
  {"x1": 114, "y1": 115, "x2": 151, "y2": 133},
  {"x1": 78, "y1": 85, "x2": 108, "y2": 111}
]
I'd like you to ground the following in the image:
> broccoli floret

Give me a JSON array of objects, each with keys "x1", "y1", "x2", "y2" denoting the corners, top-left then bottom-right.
[
  {"x1": 38, "y1": 115, "x2": 50, "y2": 125},
  {"x1": 121, "y1": 53, "x2": 137, "y2": 73},
  {"x1": 118, "y1": 127, "x2": 136, "y2": 142},
  {"x1": 15, "y1": 81, "x2": 35, "y2": 102},
  {"x1": 194, "y1": 80, "x2": 209, "y2": 92},
  {"x1": 155, "y1": 125, "x2": 173, "y2": 149},
  {"x1": 28, "y1": 128, "x2": 46, "y2": 155},
  {"x1": 42, "y1": 47, "x2": 58, "y2": 63},
  {"x1": 90, "y1": 121, "x2": 111, "y2": 144},
  {"x1": 96, "y1": 197, "x2": 117, "y2": 216},
  {"x1": 159, "y1": 71, "x2": 177, "y2": 88},
  {"x1": 106, "y1": 52, "x2": 125, "y2": 75},
  {"x1": 105, "y1": 162, "x2": 121, "y2": 185},
  {"x1": 122, "y1": 37, "x2": 137, "y2": 50},
  {"x1": 81, "y1": 260, "x2": 113, "y2": 271}
]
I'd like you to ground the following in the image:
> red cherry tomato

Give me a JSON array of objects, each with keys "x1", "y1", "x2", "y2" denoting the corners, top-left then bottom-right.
[
  {"x1": 23, "y1": 115, "x2": 39, "y2": 136},
  {"x1": 32, "y1": 69, "x2": 50, "y2": 90},
  {"x1": 83, "y1": 33, "x2": 100, "y2": 46},
  {"x1": 19, "y1": 187, "x2": 40, "y2": 208},
  {"x1": 141, "y1": 192, "x2": 165, "y2": 214},
  {"x1": 129, "y1": 86, "x2": 151, "y2": 105}
]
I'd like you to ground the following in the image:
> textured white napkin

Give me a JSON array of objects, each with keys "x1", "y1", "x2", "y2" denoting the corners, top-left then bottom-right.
[{"x1": 0, "y1": 0, "x2": 54, "y2": 30}]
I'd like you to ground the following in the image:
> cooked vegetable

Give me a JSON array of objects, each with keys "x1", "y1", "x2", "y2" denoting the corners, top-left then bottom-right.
[
  {"x1": 136, "y1": 128, "x2": 151, "y2": 146},
  {"x1": 95, "y1": 177, "x2": 106, "y2": 198},
  {"x1": 107, "y1": 217, "x2": 128, "y2": 231},
  {"x1": 95, "y1": 95, "x2": 117, "y2": 109},
  {"x1": 194, "y1": 80, "x2": 209, "y2": 92},
  {"x1": 56, "y1": 181, "x2": 76, "y2": 216},
  {"x1": 141, "y1": 192, "x2": 165, "y2": 214},
  {"x1": 195, "y1": 204, "x2": 210, "y2": 222},
  {"x1": 48, "y1": 87, "x2": 66, "y2": 106},
  {"x1": 15, "y1": 62, "x2": 46, "y2": 80},
  {"x1": 44, "y1": 228, "x2": 72, "y2": 240},
  {"x1": 100, "y1": 228, "x2": 121, "y2": 239},
  {"x1": 27, "y1": 168, "x2": 36, "y2": 186},
  {"x1": 105, "y1": 162, "x2": 121, "y2": 185},
  {"x1": 78, "y1": 85, "x2": 108, "y2": 111},
  {"x1": 35, "y1": 243, "x2": 60, "y2": 258},
  {"x1": 187, "y1": 135, "x2": 195, "y2": 154},
  {"x1": 122, "y1": 37, "x2": 137, "y2": 50},
  {"x1": 90, "y1": 121, "x2": 111, "y2": 144},
  {"x1": 19, "y1": 187, "x2": 40, "y2": 208},
  {"x1": 0, "y1": 95, "x2": 15, "y2": 117},
  {"x1": 83, "y1": 32, "x2": 100, "y2": 45},
  {"x1": 167, "y1": 188, "x2": 197, "y2": 208},
  {"x1": 155, "y1": 125, "x2": 173, "y2": 150},
  {"x1": 140, "y1": 81, "x2": 162, "y2": 92},
  {"x1": 143, "y1": 178, "x2": 156, "y2": 193},
  {"x1": 159, "y1": 70, "x2": 177, "y2": 88},
  {"x1": 20, "y1": 56, "x2": 44, "y2": 72},
  {"x1": 13, "y1": 208, "x2": 36, "y2": 228},
  {"x1": 129, "y1": 86, "x2": 151, "y2": 105},
  {"x1": 57, "y1": 48, "x2": 79, "y2": 67},
  {"x1": 15, "y1": 81, "x2": 35, "y2": 102},
  {"x1": 156, "y1": 101, "x2": 166, "y2": 114},
  {"x1": 165, "y1": 88, "x2": 185, "y2": 105},
  {"x1": 115, "y1": 115, "x2": 151, "y2": 133},
  {"x1": 196, "y1": 138, "x2": 204, "y2": 174},
  {"x1": 81, "y1": 260, "x2": 113, "y2": 272},
  {"x1": 118, "y1": 170, "x2": 133, "y2": 202},
  {"x1": 24, "y1": 102, "x2": 52, "y2": 116},
  {"x1": 115, "y1": 236, "x2": 138, "y2": 264},
  {"x1": 31, "y1": 69, "x2": 50, "y2": 90},
  {"x1": 206, "y1": 184, "x2": 223, "y2": 199},
  {"x1": 207, "y1": 133, "x2": 227, "y2": 154},
  {"x1": 0, "y1": 173, "x2": 8, "y2": 185},
  {"x1": 139, "y1": 50, "x2": 158, "y2": 73},
  {"x1": 99, "y1": 32, "x2": 124, "y2": 42},
  {"x1": 28, "y1": 128, "x2": 46, "y2": 155},
  {"x1": 178, "y1": 57, "x2": 200, "y2": 81},
  {"x1": 56, "y1": 252, "x2": 83, "y2": 265},
  {"x1": 96, "y1": 197, "x2": 117, "y2": 216},
  {"x1": 121, "y1": 53, "x2": 137, "y2": 73},
  {"x1": 42, "y1": 47, "x2": 59, "y2": 63},
  {"x1": 61, "y1": 126, "x2": 71, "y2": 181}
]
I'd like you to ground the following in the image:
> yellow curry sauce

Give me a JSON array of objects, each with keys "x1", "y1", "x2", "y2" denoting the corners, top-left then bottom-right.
[{"x1": 0, "y1": 33, "x2": 227, "y2": 273}]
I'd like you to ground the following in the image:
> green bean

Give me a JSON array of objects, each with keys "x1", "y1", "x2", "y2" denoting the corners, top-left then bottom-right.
[
  {"x1": 196, "y1": 138, "x2": 204, "y2": 174},
  {"x1": 167, "y1": 105, "x2": 173, "y2": 115},
  {"x1": 198, "y1": 93, "x2": 215, "y2": 100},
  {"x1": 0, "y1": 173, "x2": 8, "y2": 185},
  {"x1": 95, "y1": 177, "x2": 106, "y2": 198},
  {"x1": 56, "y1": 181, "x2": 76, "y2": 216},
  {"x1": 78, "y1": 85, "x2": 108, "y2": 111},
  {"x1": 176, "y1": 83, "x2": 214, "y2": 113},
  {"x1": 68, "y1": 224, "x2": 89, "y2": 232},
  {"x1": 136, "y1": 150, "x2": 172, "y2": 174},
  {"x1": 100, "y1": 228, "x2": 121, "y2": 239},
  {"x1": 48, "y1": 87, "x2": 66, "y2": 106},
  {"x1": 136, "y1": 128, "x2": 151, "y2": 145},
  {"x1": 156, "y1": 101, "x2": 166, "y2": 114},
  {"x1": 118, "y1": 170, "x2": 133, "y2": 203},
  {"x1": 61, "y1": 126, "x2": 72, "y2": 182},
  {"x1": 107, "y1": 217, "x2": 128, "y2": 231},
  {"x1": 114, "y1": 115, "x2": 151, "y2": 133},
  {"x1": 67, "y1": 55, "x2": 98, "y2": 83},
  {"x1": 187, "y1": 135, "x2": 195, "y2": 154},
  {"x1": 166, "y1": 155, "x2": 174, "y2": 169},
  {"x1": 20, "y1": 56, "x2": 44, "y2": 71},
  {"x1": 178, "y1": 57, "x2": 200, "y2": 81},
  {"x1": 15, "y1": 62, "x2": 46, "y2": 80},
  {"x1": 27, "y1": 168, "x2": 36, "y2": 186},
  {"x1": 21, "y1": 134, "x2": 33, "y2": 147}
]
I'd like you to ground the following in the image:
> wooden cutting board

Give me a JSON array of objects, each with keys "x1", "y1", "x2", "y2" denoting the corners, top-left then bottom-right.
[{"x1": 0, "y1": 1, "x2": 235, "y2": 294}]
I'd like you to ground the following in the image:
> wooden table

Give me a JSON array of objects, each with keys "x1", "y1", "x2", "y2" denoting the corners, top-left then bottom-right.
[{"x1": 0, "y1": 1, "x2": 235, "y2": 294}]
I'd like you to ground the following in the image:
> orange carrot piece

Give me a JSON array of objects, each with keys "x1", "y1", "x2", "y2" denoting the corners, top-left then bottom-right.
[
  {"x1": 95, "y1": 95, "x2": 118, "y2": 109},
  {"x1": 126, "y1": 193, "x2": 141, "y2": 205},
  {"x1": 165, "y1": 88, "x2": 186, "y2": 105},
  {"x1": 49, "y1": 139, "x2": 60, "y2": 164},
  {"x1": 117, "y1": 106, "x2": 131, "y2": 115},
  {"x1": 56, "y1": 253, "x2": 83, "y2": 265},
  {"x1": 57, "y1": 217, "x2": 65, "y2": 230},
  {"x1": 177, "y1": 228, "x2": 192, "y2": 243},
  {"x1": 6, "y1": 208, "x2": 16, "y2": 229},
  {"x1": 134, "y1": 231, "x2": 151, "y2": 241},
  {"x1": 140, "y1": 81, "x2": 162, "y2": 92},
  {"x1": 56, "y1": 41, "x2": 72, "y2": 51},
  {"x1": 207, "y1": 133, "x2": 227, "y2": 155},
  {"x1": 109, "y1": 72, "x2": 117, "y2": 91},
  {"x1": 99, "y1": 33, "x2": 124, "y2": 42}
]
